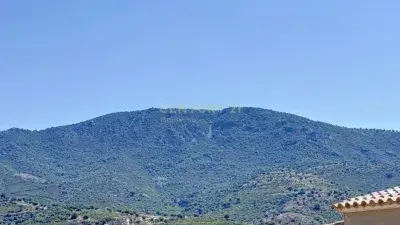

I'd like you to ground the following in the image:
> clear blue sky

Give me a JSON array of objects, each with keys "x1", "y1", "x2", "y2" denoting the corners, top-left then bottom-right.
[{"x1": 1, "y1": 0, "x2": 400, "y2": 131}]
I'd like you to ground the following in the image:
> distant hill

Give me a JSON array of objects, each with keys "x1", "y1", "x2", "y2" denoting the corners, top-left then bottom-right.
[{"x1": 1, "y1": 107, "x2": 400, "y2": 224}]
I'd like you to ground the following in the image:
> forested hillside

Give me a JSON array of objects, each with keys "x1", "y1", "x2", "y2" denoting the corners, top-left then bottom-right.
[{"x1": 1, "y1": 107, "x2": 400, "y2": 224}]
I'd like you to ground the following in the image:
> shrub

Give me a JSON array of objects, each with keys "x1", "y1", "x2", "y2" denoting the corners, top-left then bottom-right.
[
  {"x1": 312, "y1": 204, "x2": 321, "y2": 211},
  {"x1": 69, "y1": 213, "x2": 78, "y2": 220}
]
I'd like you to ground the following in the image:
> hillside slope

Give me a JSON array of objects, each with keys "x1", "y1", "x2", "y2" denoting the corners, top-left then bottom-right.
[
  {"x1": 0, "y1": 194, "x2": 239, "y2": 225},
  {"x1": 1, "y1": 107, "x2": 400, "y2": 223}
]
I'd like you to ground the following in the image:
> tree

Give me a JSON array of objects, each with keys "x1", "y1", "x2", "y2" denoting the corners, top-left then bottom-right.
[
  {"x1": 312, "y1": 204, "x2": 321, "y2": 211},
  {"x1": 69, "y1": 213, "x2": 78, "y2": 220}
]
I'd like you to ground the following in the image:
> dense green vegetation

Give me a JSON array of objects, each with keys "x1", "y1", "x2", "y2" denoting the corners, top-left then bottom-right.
[
  {"x1": 0, "y1": 194, "x2": 237, "y2": 224},
  {"x1": 1, "y1": 107, "x2": 400, "y2": 224}
]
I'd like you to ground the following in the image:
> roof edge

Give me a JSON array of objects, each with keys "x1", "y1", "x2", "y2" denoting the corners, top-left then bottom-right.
[{"x1": 333, "y1": 202, "x2": 400, "y2": 213}]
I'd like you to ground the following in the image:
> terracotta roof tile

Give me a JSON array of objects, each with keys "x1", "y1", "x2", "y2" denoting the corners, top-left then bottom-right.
[{"x1": 332, "y1": 186, "x2": 400, "y2": 211}]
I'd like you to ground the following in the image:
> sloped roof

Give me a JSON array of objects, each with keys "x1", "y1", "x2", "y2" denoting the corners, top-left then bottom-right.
[{"x1": 332, "y1": 186, "x2": 400, "y2": 213}]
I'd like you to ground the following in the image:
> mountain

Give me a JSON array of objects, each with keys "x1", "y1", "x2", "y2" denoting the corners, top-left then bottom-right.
[{"x1": 1, "y1": 107, "x2": 400, "y2": 224}]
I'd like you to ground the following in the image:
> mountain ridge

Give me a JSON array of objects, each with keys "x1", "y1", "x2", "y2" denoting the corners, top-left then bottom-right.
[{"x1": 3, "y1": 107, "x2": 396, "y2": 133}]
